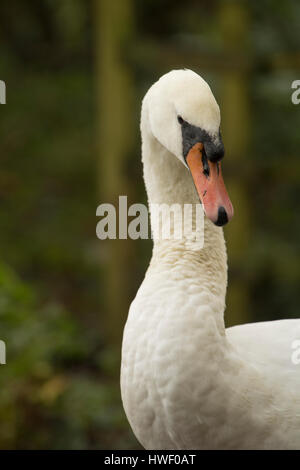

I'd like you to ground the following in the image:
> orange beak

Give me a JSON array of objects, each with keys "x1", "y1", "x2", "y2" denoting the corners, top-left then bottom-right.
[{"x1": 186, "y1": 143, "x2": 234, "y2": 226}]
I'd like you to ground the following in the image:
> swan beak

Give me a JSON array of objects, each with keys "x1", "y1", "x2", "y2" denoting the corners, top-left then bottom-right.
[{"x1": 186, "y1": 142, "x2": 234, "y2": 226}]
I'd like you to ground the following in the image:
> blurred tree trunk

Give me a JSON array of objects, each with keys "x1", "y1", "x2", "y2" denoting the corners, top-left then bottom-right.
[
  {"x1": 94, "y1": 0, "x2": 135, "y2": 349},
  {"x1": 219, "y1": 0, "x2": 252, "y2": 326}
]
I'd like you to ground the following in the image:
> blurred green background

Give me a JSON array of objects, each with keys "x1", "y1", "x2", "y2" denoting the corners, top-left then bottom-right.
[{"x1": 0, "y1": 0, "x2": 300, "y2": 449}]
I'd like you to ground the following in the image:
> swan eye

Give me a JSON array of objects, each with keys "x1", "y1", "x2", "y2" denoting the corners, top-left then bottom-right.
[{"x1": 177, "y1": 115, "x2": 184, "y2": 125}]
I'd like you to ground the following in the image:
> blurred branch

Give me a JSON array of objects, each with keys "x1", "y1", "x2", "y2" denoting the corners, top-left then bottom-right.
[
  {"x1": 127, "y1": 39, "x2": 300, "y2": 74},
  {"x1": 94, "y1": 0, "x2": 135, "y2": 349},
  {"x1": 220, "y1": 0, "x2": 252, "y2": 327},
  {"x1": 128, "y1": 39, "x2": 253, "y2": 73}
]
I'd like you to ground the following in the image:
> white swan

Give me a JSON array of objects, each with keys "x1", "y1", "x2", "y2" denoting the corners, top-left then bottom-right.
[{"x1": 121, "y1": 69, "x2": 300, "y2": 450}]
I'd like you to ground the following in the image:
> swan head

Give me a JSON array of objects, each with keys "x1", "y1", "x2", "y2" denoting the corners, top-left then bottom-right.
[{"x1": 144, "y1": 69, "x2": 234, "y2": 226}]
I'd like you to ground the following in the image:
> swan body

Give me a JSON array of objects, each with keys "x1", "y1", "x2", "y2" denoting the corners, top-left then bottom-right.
[{"x1": 121, "y1": 70, "x2": 300, "y2": 449}]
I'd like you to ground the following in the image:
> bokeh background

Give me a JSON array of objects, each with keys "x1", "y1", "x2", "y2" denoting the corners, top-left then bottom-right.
[{"x1": 0, "y1": 0, "x2": 300, "y2": 449}]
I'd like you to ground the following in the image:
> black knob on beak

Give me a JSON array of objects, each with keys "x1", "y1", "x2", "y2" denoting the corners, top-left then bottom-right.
[{"x1": 215, "y1": 206, "x2": 228, "y2": 226}]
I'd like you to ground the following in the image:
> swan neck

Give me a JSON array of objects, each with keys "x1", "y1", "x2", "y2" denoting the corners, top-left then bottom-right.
[{"x1": 141, "y1": 113, "x2": 228, "y2": 334}]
